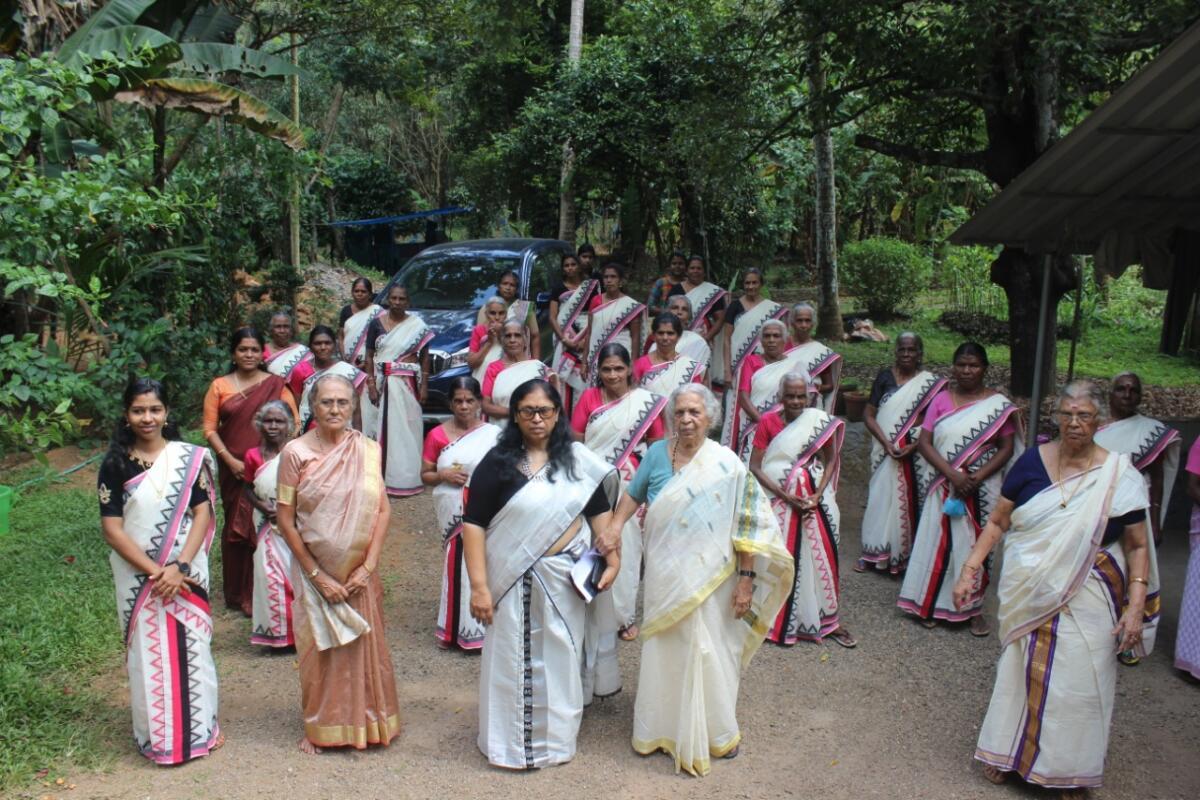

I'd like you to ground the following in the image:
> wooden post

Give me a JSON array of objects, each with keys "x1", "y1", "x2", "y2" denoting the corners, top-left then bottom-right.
[
  {"x1": 289, "y1": 34, "x2": 301, "y2": 271},
  {"x1": 557, "y1": 0, "x2": 585, "y2": 244}
]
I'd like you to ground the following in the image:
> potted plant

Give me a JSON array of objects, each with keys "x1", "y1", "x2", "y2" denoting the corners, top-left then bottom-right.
[{"x1": 840, "y1": 381, "x2": 868, "y2": 422}]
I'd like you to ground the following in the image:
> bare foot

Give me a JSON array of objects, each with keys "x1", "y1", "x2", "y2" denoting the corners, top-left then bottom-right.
[
  {"x1": 970, "y1": 615, "x2": 992, "y2": 637},
  {"x1": 297, "y1": 737, "x2": 323, "y2": 755},
  {"x1": 209, "y1": 732, "x2": 226, "y2": 753},
  {"x1": 981, "y1": 764, "x2": 1007, "y2": 785},
  {"x1": 618, "y1": 624, "x2": 639, "y2": 641},
  {"x1": 920, "y1": 618, "x2": 938, "y2": 629}
]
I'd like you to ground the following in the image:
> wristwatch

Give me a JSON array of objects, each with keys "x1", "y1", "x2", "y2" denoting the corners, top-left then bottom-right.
[{"x1": 175, "y1": 560, "x2": 191, "y2": 577}]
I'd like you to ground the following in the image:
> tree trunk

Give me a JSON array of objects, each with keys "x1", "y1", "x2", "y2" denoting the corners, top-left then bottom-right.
[
  {"x1": 809, "y1": 46, "x2": 842, "y2": 339},
  {"x1": 557, "y1": 0, "x2": 585, "y2": 244},
  {"x1": 991, "y1": 248, "x2": 1071, "y2": 397},
  {"x1": 288, "y1": 34, "x2": 302, "y2": 270}
]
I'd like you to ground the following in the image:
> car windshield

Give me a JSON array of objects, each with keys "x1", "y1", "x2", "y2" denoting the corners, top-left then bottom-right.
[{"x1": 395, "y1": 252, "x2": 523, "y2": 309}]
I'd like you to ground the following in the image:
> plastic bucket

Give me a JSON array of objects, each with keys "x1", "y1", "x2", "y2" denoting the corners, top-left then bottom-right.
[{"x1": 0, "y1": 485, "x2": 11, "y2": 535}]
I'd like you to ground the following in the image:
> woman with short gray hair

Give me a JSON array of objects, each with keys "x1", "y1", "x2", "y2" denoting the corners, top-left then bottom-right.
[
  {"x1": 951, "y1": 379, "x2": 1156, "y2": 795},
  {"x1": 786, "y1": 301, "x2": 843, "y2": 413},
  {"x1": 606, "y1": 383, "x2": 793, "y2": 774}
]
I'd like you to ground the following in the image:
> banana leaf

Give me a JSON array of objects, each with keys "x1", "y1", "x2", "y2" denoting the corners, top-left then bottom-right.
[
  {"x1": 56, "y1": 0, "x2": 158, "y2": 64},
  {"x1": 114, "y1": 77, "x2": 305, "y2": 150},
  {"x1": 177, "y1": 42, "x2": 305, "y2": 80}
]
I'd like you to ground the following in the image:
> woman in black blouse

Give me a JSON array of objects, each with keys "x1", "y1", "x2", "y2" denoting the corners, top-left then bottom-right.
[
  {"x1": 97, "y1": 378, "x2": 222, "y2": 764},
  {"x1": 461, "y1": 378, "x2": 619, "y2": 769}
]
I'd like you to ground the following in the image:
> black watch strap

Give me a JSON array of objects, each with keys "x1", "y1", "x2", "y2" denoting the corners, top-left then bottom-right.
[{"x1": 175, "y1": 560, "x2": 191, "y2": 576}]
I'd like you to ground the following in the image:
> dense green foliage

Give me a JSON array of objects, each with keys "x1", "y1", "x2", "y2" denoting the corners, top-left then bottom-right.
[{"x1": 840, "y1": 238, "x2": 931, "y2": 317}]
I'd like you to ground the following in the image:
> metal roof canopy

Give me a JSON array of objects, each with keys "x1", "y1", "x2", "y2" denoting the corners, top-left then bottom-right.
[{"x1": 951, "y1": 19, "x2": 1200, "y2": 254}]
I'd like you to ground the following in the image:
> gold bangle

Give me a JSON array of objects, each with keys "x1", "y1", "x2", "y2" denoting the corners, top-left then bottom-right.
[
  {"x1": 361, "y1": 563, "x2": 372, "y2": 576},
  {"x1": 1129, "y1": 576, "x2": 1149, "y2": 586},
  {"x1": 308, "y1": 566, "x2": 319, "y2": 579}
]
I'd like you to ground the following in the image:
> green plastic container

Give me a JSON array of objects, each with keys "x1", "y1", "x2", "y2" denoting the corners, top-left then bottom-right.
[{"x1": 0, "y1": 485, "x2": 11, "y2": 535}]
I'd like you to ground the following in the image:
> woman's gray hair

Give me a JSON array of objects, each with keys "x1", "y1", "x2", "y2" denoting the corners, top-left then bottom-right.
[
  {"x1": 254, "y1": 399, "x2": 295, "y2": 430},
  {"x1": 501, "y1": 318, "x2": 527, "y2": 336},
  {"x1": 309, "y1": 373, "x2": 358, "y2": 414},
  {"x1": 777, "y1": 369, "x2": 814, "y2": 400},
  {"x1": 791, "y1": 301, "x2": 816, "y2": 317},
  {"x1": 1056, "y1": 380, "x2": 1107, "y2": 423},
  {"x1": 669, "y1": 294, "x2": 694, "y2": 315},
  {"x1": 484, "y1": 295, "x2": 506, "y2": 310},
  {"x1": 761, "y1": 318, "x2": 788, "y2": 336},
  {"x1": 666, "y1": 383, "x2": 722, "y2": 434},
  {"x1": 896, "y1": 331, "x2": 924, "y2": 352}
]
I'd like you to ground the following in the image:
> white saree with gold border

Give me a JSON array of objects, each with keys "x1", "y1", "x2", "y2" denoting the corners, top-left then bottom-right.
[
  {"x1": 976, "y1": 452, "x2": 1155, "y2": 789},
  {"x1": 110, "y1": 441, "x2": 220, "y2": 764},
  {"x1": 374, "y1": 315, "x2": 434, "y2": 497},
  {"x1": 633, "y1": 439, "x2": 793, "y2": 776},
  {"x1": 477, "y1": 443, "x2": 618, "y2": 770},
  {"x1": 860, "y1": 372, "x2": 947, "y2": 573}
]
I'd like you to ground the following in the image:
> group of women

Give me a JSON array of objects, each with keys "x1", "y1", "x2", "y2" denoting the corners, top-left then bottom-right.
[{"x1": 97, "y1": 256, "x2": 1197, "y2": 799}]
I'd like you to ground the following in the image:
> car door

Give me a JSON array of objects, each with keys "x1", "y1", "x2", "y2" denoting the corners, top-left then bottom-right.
[{"x1": 526, "y1": 249, "x2": 561, "y2": 362}]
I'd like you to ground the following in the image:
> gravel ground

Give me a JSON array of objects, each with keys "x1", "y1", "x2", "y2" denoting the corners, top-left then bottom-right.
[{"x1": 43, "y1": 425, "x2": 1200, "y2": 800}]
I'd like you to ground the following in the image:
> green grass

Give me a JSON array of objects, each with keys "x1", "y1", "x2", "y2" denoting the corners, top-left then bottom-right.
[{"x1": 0, "y1": 479, "x2": 126, "y2": 790}]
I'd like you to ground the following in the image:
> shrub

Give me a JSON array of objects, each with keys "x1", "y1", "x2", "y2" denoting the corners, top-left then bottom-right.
[{"x1": 840, "y1": 238, "x2": 932, "y2": 318}]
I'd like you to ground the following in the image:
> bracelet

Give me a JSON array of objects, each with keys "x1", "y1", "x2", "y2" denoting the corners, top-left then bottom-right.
[
  {"x1": 217, "y1": 448, "x2": 229, "y2": 457},
  {"x1": 361, "y1": 563, "x2": 372, "y2": 576},
  {"x1": 738, "y1": 569, "x2": 757, "y2": 579},
  {"x1": 309, "y1": 566, "x2": 320, "y2": 579},
  {"x1": 1129, "y1": 576, "x2": 1149, "y2": 586},
  {"x1": 962, "y1": 563, "x2": 981, "y2": 573}
]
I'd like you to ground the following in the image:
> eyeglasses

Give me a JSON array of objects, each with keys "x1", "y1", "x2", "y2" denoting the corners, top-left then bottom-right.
[
  {"x1": 318, "y1": 398, "x2": 353, "y2": 409},
  {"x1": 1055, "y1": 411, "x2": 1096, "y2": 424},
  {"x1": 516, "y1": 405, "x2": 558, "y2": 420}
]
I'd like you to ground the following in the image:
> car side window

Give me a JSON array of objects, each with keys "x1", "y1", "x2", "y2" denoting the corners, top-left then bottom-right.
[{"x1": 529, "y1": 252, "x2": 559, "y2": 301}]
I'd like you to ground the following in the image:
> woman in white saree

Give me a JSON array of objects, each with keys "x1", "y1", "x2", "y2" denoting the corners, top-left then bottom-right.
[
  {"x1": 572, "y1": 343, "x2": 667, "y2": 698},
  {"x1": 635, "y1": 312, "x2": 706, "y2": 397},
  {"x1": 340, "y1": 277, "x2": 383, "y2": 368},
  {"x1": 669, "y1": 255, "x2": 727, "y2": 382},
  {"x1": 858, "y1": 333, "x2": 947, "y2": 574},
  {"x1": 749, "y1": 372, "x2": 856, "y2": 648},
  {"x1": 481, "y1": 320, "x2": 549, "y2": 425},
  {"x1": 365, "y1": 284, "x2": 434, "y2": 498},
  {"x1": 898, "y1": 342, "x2": 1019, "y2": 636},
  {"x1": 244, "y1": 400, "x2": 296, "y2": 648},
  {"x1": 474, "y1": 269, "x2": 540, "y2": 360},
  {"x1": 786, "y1": 302, "x2": 842, "y2": 413},
  {"x1": 549, "y1": 254, "x2": 598, "y2": 413},
  {"x1": 606, "y1": 385, "x2": 793, "y2": 776},
  {"x1": 951, "y1": 382, "x2": 1155, "y2": 798},
  {"x1": 463, "y1": 379, "x2": 620, "y2": 770},
  {"x1": 651, "y1": 295, "x2": 712, "y2": 370},
  {"x1": 720, "y1": 269, "x2": 788, "y2": 447},
  {"x1": 98, "y1": 378, "x2": 221, "y2": 764},
  {"x1": 421, "y1": 377, "x2": 502, "y2": 651},
  {"x1": 264, "y1": 310, "x2": 312, "y2": 385},
  {"x1": 728, "y1": 319, "x2": 806, "y2": 459},
  {"x1": 584, "y1": 263, "x2": 645, "y2": 379},
  {"x1": 467, "y1": 297, "x2": 509, "y2": 383}
]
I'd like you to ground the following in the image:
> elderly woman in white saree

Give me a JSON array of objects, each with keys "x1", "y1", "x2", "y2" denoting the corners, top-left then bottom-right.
[
  {"x1": 605, "y1": 384, "x2": 793, "y2": 776},
  {"x1": 635, "y1": 312, "x2": 706, "y2": 396},
  {"x1": 786, "y1": 302, "x2": 842, "y2": 413},
  {"x1": 858, "y1": 333, "x2": 947, "y2": 574},
  {"x1": 749, "y1": 372, "x2": 856, "y2": 648},
  {"x1": 728, "y1": 319, "x2": 804, "y2": 459},
  {"x1": 898, "y1": 342, "x2": 1019, "y2": 636},
  {"x1": 421, "y1": 377, "x2": 502, "y2": 651},
  {"x1": 652, "y1": 295, "x2": 713, "y2": 371},
  {"x1": 244, "y1": 401, "x2": 296, "y2": 648},
  {"x1": 951, "y1": 381, "x2": 1156, "y2": 798},
  {"x1": 481, "y1": 320, "x2": 549, "y2": 425},
  {"x1": 98, "y1": 378, "x2": 221, "y2": 764},
  {"x1": 463, "y1": 379, "x2": 619, "y2": 770},
  {"x1": 720, "y1": 269, "x2": 787, "y2": 448},
  {"x1": 365, "y1": 284, "x2": 434, "y2": 498}
]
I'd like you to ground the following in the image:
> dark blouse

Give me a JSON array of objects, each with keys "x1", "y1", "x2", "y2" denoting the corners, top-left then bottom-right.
[
  {"x1": 98, "y1": 451, "x2": 209, "y2": 518},
  {"x1": 338, "y1": 303, "x2": 354, "y2": 329},
  {"x1": 723, "y1": 298, "x2": 746, "y2": 327},
  {"x1": 1000, "y1": 448, "x2": 1141, "y2": 546},
  {"x1": 462, "y1": 448, "x2": 612, "y2": 529},
  {"x1": 868, "y1": 367, "x2": 900, "y2": 408}
]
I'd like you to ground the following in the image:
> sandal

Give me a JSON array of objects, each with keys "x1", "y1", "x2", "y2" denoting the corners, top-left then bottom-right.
[
  {"x1": 828, "y1": 627, "x2": 857, "y2": 648},
  {"x1": 722, "y1": 746, "x2": 739, "y2": 759},
  {"x1": 618, "y1": 624, "x2": 639, "y2": 641},
  {"x1": 920, "y1": 618, "x2": 938, "y2": 629},
  {"x1": 853, "y1": 559, "x2": 868, "y2": 573},
  {"x1": 970, "y1": 616, "x2": 992, "y2": 638},
  {"x1": 1118, "y1": 650, "x2": 1140, "y2": 666},
  {"x1": 210, "y1": 732, "x2": 226, "y2": 753},
  {"x1": 981, "y1": 764, "x2": 1007, "y2": 785}
]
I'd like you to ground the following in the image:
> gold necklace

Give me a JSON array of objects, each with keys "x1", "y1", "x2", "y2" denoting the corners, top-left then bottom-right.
[{"x1": 1057, "y1": 444, "x2": 1095, "y2": 508}]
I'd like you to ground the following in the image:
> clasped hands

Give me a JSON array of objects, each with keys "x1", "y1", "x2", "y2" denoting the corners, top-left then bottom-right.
[
  {"x1": 313, "y1": 564, "x2": 372, "y2": 604},
  {"x1": 149, "y1": 562, "x2": 200, "y2": 601}
]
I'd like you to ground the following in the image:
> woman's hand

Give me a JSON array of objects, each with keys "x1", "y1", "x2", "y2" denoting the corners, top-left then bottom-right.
[
  {"x1": 150, "y1": 563, "x2": 198, "y2": 601},
  {"x1": 732, "y1": 576, "x2": 754, "y2": 619},
  {"x1": 1113, "y1": 603, "x2": 1145, "y2": 652},
  {"x1": 313, "y1": 571, "x2": 350, "y2": 604},
  {"x1": 595, "y1": 521, "x2": 622, "y2": 556},
  {"x1": 367, "y1": 382, "x2": 380, "y2": 406},
  {"x1": 225, "y1": 455, "x2": 245, "y2": 481},
  {"x1": 470, "y1": 586, "x2": 494, "y2": 625},
  {"x1": 597, "y1": 561, "x2": 620, "y2": 592},
  {"x1": 952, "y1": 564, "x2": 982, "y2": 611},
  {"x1": 440, "y1": 467, "x2": 469, "y2": 486},
  {"x1": 344, "y1": 565, "x2": 371, "y2": 596},
  {"x1": 792, "y1": 494, "x2": 818, "y2": 513}
]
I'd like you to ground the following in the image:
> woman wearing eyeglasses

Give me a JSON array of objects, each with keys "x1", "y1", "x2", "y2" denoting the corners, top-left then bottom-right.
[
  {"x1": 480, "y1": 320, "x2": 549, "y2": 425},
  {"x1": 462, "y1": 378, "x2": 620, "y2": 769},
  {"x1": 953, "y1": 381, "x2": 1155, "y2": 797}
]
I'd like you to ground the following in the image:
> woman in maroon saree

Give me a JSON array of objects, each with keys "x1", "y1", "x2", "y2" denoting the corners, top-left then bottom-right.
[{"x1": 203, "y1": 327, "x2": 298, "y2": 614}]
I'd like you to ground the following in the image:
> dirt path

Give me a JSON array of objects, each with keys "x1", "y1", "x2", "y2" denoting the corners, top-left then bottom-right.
[{"x1": 40, "y1": 425, "x2": 1200, "y2": 800}]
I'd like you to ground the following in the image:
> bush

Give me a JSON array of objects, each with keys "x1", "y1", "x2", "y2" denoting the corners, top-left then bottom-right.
[{"x1": 840, "y1": 238, "x2": 932, "y2": 318}]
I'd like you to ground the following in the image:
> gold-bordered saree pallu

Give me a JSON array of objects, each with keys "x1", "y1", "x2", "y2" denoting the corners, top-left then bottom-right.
[
  {"x1": 375, "y1": 315, "x2": 435, "y2": 497},
  {"x1": 1095, "y1": 413, "x2": 1182, "y2": 529},
  {"x1": 477, "y1": 443, "x2": 619, "y2": 769},
  {"x1": 898, "y1": 394, "x2": 1022, "y2": 621},
  {"x1": 489, "y1": 360, "x2": 549, "y2": 426},
  {"x1": 638, "y1": 355, "x2": 705, "y2": 398},
  {"x1": 581, "y1": 388, "x2": 668, "y2": 701},
  {"x1": 111, "y1": 441, "x2": 220, "y2": 765},
  {"x1": 588, "y1": 295, "x2": 646, "y2": 374},
  {"x1": 975, "y1": 453, "x2": 1155, "y2": 789},
  {"x1": 265, "y1": 342, "x2": 312, "y2": 383},
  {"x1": 720, "y1": 300, "x2": 787, "y2": 448},
  {"x1": 434, "y1": 423, "x2": 502, "y2": 651},
  {"x1": 633, "y1": 439, "x2": 793, "y2": 776},
  {"x1": 860, "y1": 372, "x2": 947, "y2": 573},
  {"x1": 554, "y1": 279, "x2": 599, "y2": 412},
  {"x1": 250, "y1": 454, "x2": 294, "y2": 647},
  {"x1": 760, "y1": 409, "x2": 845, "y2": 644},
  {"x1": 281, "y1": 430, "x2": 401, "y2": 749},
  {"x1": 784, "y1": 340, "x2": 843, "y2": 414}
]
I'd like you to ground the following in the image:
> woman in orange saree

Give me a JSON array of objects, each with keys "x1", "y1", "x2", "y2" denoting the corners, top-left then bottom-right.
[{"x1": 276, "y1": 373, "x2": 401, "y2": 754}]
